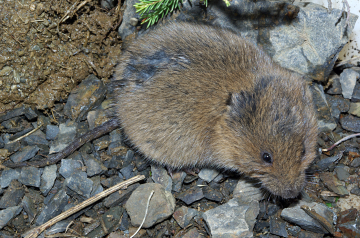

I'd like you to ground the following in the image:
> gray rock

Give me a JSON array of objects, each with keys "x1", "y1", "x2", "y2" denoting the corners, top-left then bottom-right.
[
  {"x1": 176, "y1": 186, "x2": 204, "y2": 205},
  {"x1": 317, "y1": 154, "x2": 342, "y2": 171},
  {"x1": 270, "y1": 217, "x2": 288, "y2": 237},
  {"x1": 198, "y1": 168, "x2": 220, "y2": 182},
  {"x1": 172, "y1": 171, "x2": 186, "y2": 192},
  {"x1": 23, "y1": 130, "x2": 49, "y2": 147},
  {"x1": 0, "y1": 105, "x2": 27, "y2": 123},
  {"x1": 202, "y1": 185, "x2": 223, "y2": 202},
  {"x1": 22, "y1": 195, "x2": 37, "y2": 222},
  {"x1": 287, "y1": 225, "x2": 302, "y2": 237},
  {"x1": 281, "y1": 201, "x2": 335, "y2": 234},
  {"x1": 9, "y1": 145, "x2": 40, "y2": 163},
  {"x1": 351, "y1": 157, "x2": 360, "y2": 167},
  {"x1": 350, "y1": 186, "x2": 360, "y2": 196},
  {"x1": 49, "y1": 122, "x2": 77, "y2": 154},
  {"x1": 101, "y1": 176, "x2": 123, "y2": 188},
  {"x1": 120, "y1": 164, "x2": 135, "y2": 180},
  {"x1": 64, "y1": 74, "x2": 106, "y2": 121},
  {"x1": 93, "y1": 135, "x2": 110, "y2": 151},
  {"x1": 90, "y1": 176, "x2": 104, "y2": 197},
  {"x1": 0, "y1": 206, "x2": 22, "y2": 229},
  {"x1": 101, "y1": 0, "x2": 116, "y2": 9},
  {"x1": 0, "y1": 169, "x2": 20, "y2": 188},
  {"x1": 19, "y1": 166, "x2": 42, "y2": 187},
  {"x1": 40, "y1": 165, "x2": 57, "y2": 195},
  {"x1": 334, "y1": 166, "x2": 350, "y2": 181},
  {"x1": 320, "y1": 172, "x2": 349, "y2": 196},
  {"x1": 326, "y1": 94, "x2": 350, "y2": 120},
  {"x1": 83, "y1": 153, "x2": 107, "y2": 177},
  {"x1": 46, "y1": 125, "x2": 59, "y2": 140},
  {"x1": 86, "y1": 206, "x2": 123, "y2": 237},
  {"x1": 338, "y1": 220, "x2": 360, "y2": 238},
  {"x1": 118, "y1": 0, "x2": 139, "y2": 40},
  {"x1": 24, "y1": 107, "x2": 38, "y2": 120},
  {"x1": 151, "y1": 165, "x2": 172, "y2": 191},
  {"x1": 0, "y1": 180, "x2": 24, "y2": 209},
  {"x1": 176, "y1": 1, "x2": 357, "y2": 82},
  {"x1": 104, "y1": 183, "x2": 139, "y2": 208},
  {"x1": 340, "y1": 114, "x2": 360, "y2": 132},
  {"x1": 349, "y1": 102, "x2": 360, "y2": 117},
  {"x1": 45, "y1": 221, "x2": 73, "y2": 236},
  {"x1": 87, "y1": 109, "x2": 109, "y2": 130},
  {"x1": 351, "y1": 78, "x2": 360, "y2": 102},
  {"x1": 233, "y1": 179, "x2": 263, "y2": 203},
  {"x1": 59, "y1": 158, "x2": 83, "y2": 179},
  {"x1": 340, "y1": 69, "x2": 359, "y2": 99},
  {"x1": 36, "y1": 189, "x2": 69, "y2": 225},
  {"x1": 310, "y1": 84, "x2": 336, "y2": 132},
  {"x1": 173, "y1": 206, "x2": 199, "y2": 228},
  {"x1": 203, "y1": 198, "x2": 259, "y2": 237},
  {"x1": 125, "y1": 183, "x2": 175, "y2": 228},
  {"x1": 326, "y1": 74, "x2": 342, "y2": 95},
  {"x1": 65, "y1": 172, "x2": 93, "y2": 199}
]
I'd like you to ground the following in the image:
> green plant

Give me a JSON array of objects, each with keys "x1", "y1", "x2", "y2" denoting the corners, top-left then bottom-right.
[{"x1": 134, "y1": 0, "x2": 231, "y2": 27}]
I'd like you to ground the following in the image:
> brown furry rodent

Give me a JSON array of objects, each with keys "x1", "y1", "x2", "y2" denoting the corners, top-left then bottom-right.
[{"x1": 113, "y1": 22, "x2": 318, "y2": 199}]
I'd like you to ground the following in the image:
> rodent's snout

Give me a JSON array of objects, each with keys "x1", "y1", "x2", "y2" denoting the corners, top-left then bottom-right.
[{"x1": 261, "y1": 172, "x2": 306, "y2": 199}]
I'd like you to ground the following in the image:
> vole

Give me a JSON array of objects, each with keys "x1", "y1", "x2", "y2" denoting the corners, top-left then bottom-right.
[{"x1": 5, "y1": 22, "x2": 318, "y2": 199}]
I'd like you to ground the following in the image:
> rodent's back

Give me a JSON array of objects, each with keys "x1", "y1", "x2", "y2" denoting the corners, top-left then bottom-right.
[{"x1": 113, "y1": 22, "x2": 318, "y2": 198}]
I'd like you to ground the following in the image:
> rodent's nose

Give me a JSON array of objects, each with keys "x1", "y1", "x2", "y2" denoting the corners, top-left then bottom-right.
[{"x1": 281, "y1": 188, "x2": 300, "y2": 199}]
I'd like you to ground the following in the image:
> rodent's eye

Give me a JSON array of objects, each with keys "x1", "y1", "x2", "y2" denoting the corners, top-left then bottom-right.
[{"x1": 262, "y1": 152, "x2": 273, "y2": 164}]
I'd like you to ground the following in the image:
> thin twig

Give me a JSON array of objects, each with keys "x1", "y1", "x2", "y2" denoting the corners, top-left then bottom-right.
[
  {"x1": 23, "y1": 175, "x2": 145, "y2": 238},
  {"x1": 130, "y1": 190, "x2": 155, "y2": 238},
  {"x1": 10, "y1": 125, "x2": 42, "y2": 143},
  {"x1": 322, "y1": 133, "x2": 360, "y2": 152}
]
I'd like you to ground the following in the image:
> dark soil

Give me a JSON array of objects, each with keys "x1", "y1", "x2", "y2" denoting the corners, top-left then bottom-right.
[{"x1": 0, "y1": 0, "x2": 122, "y2": 113}]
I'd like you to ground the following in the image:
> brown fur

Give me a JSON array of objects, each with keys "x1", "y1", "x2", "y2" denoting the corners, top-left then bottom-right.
[{"x1": 113, "y1": 22, "x2": 318, "y2": 199}]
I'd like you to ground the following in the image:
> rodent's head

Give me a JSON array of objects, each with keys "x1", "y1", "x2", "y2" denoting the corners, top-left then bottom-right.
[{"x1": 221, "y1": 73, "x2": 318, "y2": 199}]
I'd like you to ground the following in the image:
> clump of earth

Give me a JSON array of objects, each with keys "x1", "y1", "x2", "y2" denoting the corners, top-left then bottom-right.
[{"x1": 0, "y1": 0, "x2": 122, "y2": 113}]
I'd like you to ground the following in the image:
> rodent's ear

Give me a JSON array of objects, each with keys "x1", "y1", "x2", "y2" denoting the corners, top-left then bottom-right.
[{"x1": 227, "y1": 91, "x2": 256, "y2": 119}]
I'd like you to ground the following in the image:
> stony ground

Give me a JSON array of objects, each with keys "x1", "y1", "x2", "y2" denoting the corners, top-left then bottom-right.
[{"x1": 1, "y1": 1, "x2": 360, "y2": 238}]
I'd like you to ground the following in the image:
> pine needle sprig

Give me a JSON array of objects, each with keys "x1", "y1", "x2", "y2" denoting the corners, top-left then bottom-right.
[
  {"x1": 134, "y1": 0, "x2": 231, "y2": 27},
  {"x1": 134, "y1": 0, "x2": 182, "y2": 27}
]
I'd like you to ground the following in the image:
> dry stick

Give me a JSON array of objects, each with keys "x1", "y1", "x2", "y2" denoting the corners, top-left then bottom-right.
[
  {"x1": 130, "y1": 190, "x2": 155, "y2": 238},
  {"x1": 322, "y1": 133, "x2": 360, "y2": 152},
  {"x1": 24, "y1": 175, "x2": 145, "y2": 238},
  {"x1": 9, "y1": 124, "x2": 42, "y2": 143}
]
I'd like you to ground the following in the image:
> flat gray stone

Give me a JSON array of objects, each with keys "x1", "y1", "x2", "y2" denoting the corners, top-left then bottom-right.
[
  {"x1": 173, "y1": 206, "x2": 199, "y2": 228},
  {"x1": 125, "y1": 183, "x2": 175, "y2": 228},
  {"x1": 46, "y1": 125, "x2": 59, "y2": 140},
  {"x1": 40, "y1": 165, "x2": 57, "y2": 195},
  {"x1": 151, "y1": 165, "x2": 172, "y2": 192},
  {"x1": 198, "y1": 168, "x2": 220, "y2": 182},
  {"x1": 203, "y1": 198, "x2": 259, "y2": 237},
  {"x1": 0, "y1": 169, "x2": 20, "y2": 188},
  {"x1": 49, "y1": 122, "x2": 77, "y2": 154},
  {"x1": 83, "y1": 153, "x2": 107, "y2": 177},
  {"x1": 59, "y1": 158, "x2": 83, "y2": 179},
  {"x1": 36, "y1": 189, "x2": 69, "y2": 225},
  {"x1": 233, "y1": 179, "x2": 263, "y2": 203},
  {"x1": 19, "y1": 166, "x2": 42, "y2": 188},
  {"x1": 340, "y1": 69, "x2": 359, "y2": 99},
  {"x1": 340, "y1": 114, "x2": 360, "y2": 132},
  {"x1": 0, "y1": 206, "x2": 22, "y2": 229},
  {"x1": 65, "y1": 172, "x2": 93, "y2": 199},
  {"x1": 9, "y1": 145, "x2": 40, "y2": 163},
  {"x1": 63, "y1": 74, "x2": 106, "y2": 121},
  {"x1": 281, "y1": 201, "x2": 335, "y2": 234}
]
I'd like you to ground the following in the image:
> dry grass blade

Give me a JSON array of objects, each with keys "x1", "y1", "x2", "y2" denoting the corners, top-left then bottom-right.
[{"x1": 24, "y1": 175, "x2": 145, "y2": 238}]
